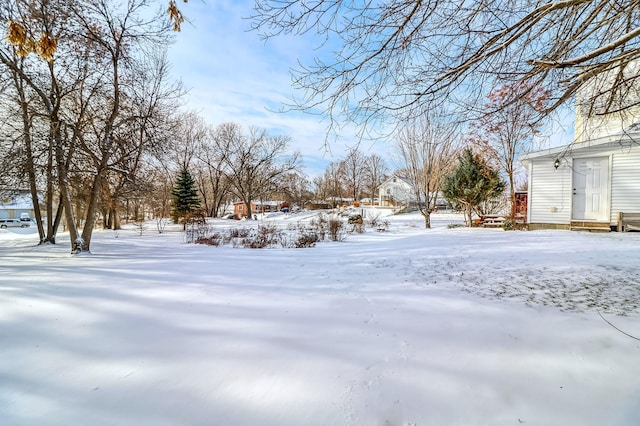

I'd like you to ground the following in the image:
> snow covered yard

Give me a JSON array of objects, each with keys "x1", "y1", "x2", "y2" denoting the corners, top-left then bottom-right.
[{"x1": 1, "y1": 212, "x2": 639, "y2": 425}]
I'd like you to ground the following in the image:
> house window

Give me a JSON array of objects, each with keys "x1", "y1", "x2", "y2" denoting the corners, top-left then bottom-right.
[
  {"x1": 238, "y1": 205, "x2": 243, "y2": 211},
  {"x1": 386, "y1": 189, "x2": 391, "y2": 195}
]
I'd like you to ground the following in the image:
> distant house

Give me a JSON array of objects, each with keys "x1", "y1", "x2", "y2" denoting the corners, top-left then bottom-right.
[
  {"x1": 0, "y1": 192, "x2": 36, "y2": 220},
  {"x1": 326, "y1": 197, "x2": 354, "y2": 208},
  {"x1": 376, "y1": 175, "x2": 453, "y2": 210},
  {"x1": 521, "y1": 64, "x2": 640, "y2": 231},
  {"x1": 378, "y1": 176, "x2": 415, "y2": 207},
  {"x1": 304, "y1": 200, "x2": 331, "y2": 210},
  {"x1": 233, "y1": 200, "x2": 284, "y2": 218}
]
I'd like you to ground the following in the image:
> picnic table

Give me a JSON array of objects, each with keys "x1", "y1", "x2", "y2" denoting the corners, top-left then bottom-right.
[{"x1": 481, "y1": 215, "x2": 505, "y2": 228}]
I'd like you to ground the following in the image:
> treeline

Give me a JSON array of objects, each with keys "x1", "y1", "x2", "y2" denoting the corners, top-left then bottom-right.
[{"x1": 0, "y1": 0, "x2": 183, "y2": 253}]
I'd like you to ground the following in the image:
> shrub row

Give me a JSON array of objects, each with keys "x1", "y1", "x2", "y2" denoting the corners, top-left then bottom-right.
[{"x1": 194, "y1": 212, "x2": 389, "y2": 249}]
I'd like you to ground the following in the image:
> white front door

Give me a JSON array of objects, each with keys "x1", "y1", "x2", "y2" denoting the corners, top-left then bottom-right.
[{"x1": 572, "y1": 157, "x2": 610, "y2": 221}]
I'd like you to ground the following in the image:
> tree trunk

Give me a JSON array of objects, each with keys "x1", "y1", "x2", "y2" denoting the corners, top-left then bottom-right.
[
  {"x1": 113, "y1": 207, "x2": 121, "y2": 230},
  {"x1": 423, "y1": 211, "x2": 431, "y2": 229},
  {"x1": 134, "y1": 202, "x2": 141, "y2": 222},
  {"x1": 15, "y1": 80, "x2": 46, "y2": 243},
  {"x1": 103, "y1": 209, "x2": 110, "y2": 229},
  {"x1": 508, "y1": 173, "x2": 516, "y2": 220},
  {"x1": 54, "y1": 122, "x2": 80, "y2": 252},
  {"x1": 60, "y1": 179, "x2": 79, "y2": 252},
  {"x1": 80, "y1": 169, "x2": 106, "y2": 252},
  {"x1": 46, "y1": 142, "x2": 56, "y2": 243},
  {"x1": 51, "y1": 199, "x2": 64, "y2": 244},
  {"x1": 244, "y1": 196, "x2": 253, "y2": 219}
]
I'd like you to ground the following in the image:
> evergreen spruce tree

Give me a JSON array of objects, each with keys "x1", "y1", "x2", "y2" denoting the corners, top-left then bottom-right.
[
  {"x1": 442, "y1": 148, "x2": 505, "y2": 226},
  {"x1": 171, "y1": 167, "x2": 201, "y2": 224}
]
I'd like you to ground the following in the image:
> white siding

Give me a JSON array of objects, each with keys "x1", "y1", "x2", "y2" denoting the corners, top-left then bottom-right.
[
  {"x1": 378, "y1": 179, "x2": 413, "y2": 204},
  {"x1": 610, "y1": 146, "x2": 640, "y2": 221},
  {"x1": 574, "y1": 60, "x2": 640, "y2": 143},
  {"x1": 575, "y1": 114, "x2": 625, "y2": 143},
  {"x1": 528, "y1": 144, "x2": 640, "y2": 226},
  {"x1": 529, "y1": 158, "x2": 572, "y2": 224}
]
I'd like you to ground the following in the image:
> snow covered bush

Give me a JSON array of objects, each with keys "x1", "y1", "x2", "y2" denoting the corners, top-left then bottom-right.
[
  {"x1": 184, "y1": 212, "x2": 209, "y2": 243},
  {"x1": 134, "y1": 221, "x2": 146, "y2": 236},
  {"x1": 239, "y1": 225, "x2": 283, "y2": 248},
  {"x1": 377, "y1": 220, "x2": 390, "y2": 232},
  {"x1": 192, "y1": 213, "x2": 351, "y2": 249},
  {"x1": 156, "y1": 218, "x2": 170, "y2": 234},
  {"x1": 228, "y1": 227, "x2": 251, "y2": 239},
  {"x1": 307, "y1": 214, "x2": 347, "y2": 242},
  {"x1": 195, "y1": 233, "x2": 223, "y2": 246},
  {"x1": 309, "y1": 214, "x2": 328, "y2": 240},
  {"x1": 366, "y1": 212, "x2": 390, "y2": 232},
  {"x1": 328, "y1": 217, "x2": 347, "y2": 241},
  {"x1": 502, "y1": 218, "x2": 514, "y2": 231},
  {"x1": 294, "y1": 230, "x2": 319, "y2": 248}
]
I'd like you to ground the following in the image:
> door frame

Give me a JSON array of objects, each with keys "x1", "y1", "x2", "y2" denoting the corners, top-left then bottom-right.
[{"x1": 571, "y1": 155, "x2": 611, "y2": 222}]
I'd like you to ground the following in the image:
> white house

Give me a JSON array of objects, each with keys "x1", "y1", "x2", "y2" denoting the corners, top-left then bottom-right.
[
  {"x1": 378, "y1": 176, "x2": 414, "y2": 207},
  {"x1": 0, "y1": 192, "x2": 36, "y2": 220},
  {"x1": 521, "y1": 129, "x2": 640, "y2": 231},
  {"x1": 521, "y1": 61, "x2": 640, "y2": 231},
  {"x1": 233, "y1": 200, "x2": 285, "y2": 218}
]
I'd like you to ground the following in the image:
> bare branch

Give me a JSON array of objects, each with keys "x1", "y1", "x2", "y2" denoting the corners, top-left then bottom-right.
[{"x1": 252, "y1": 0, "x2": 640, "y2": 135}]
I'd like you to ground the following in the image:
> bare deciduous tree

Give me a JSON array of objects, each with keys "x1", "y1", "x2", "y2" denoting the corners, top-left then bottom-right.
[
  {"x1": 0, "y1": 0, "x2": 176, "y2": 253},
  {"x1": 362, "y1": 153, "x2": 388, "y2": 205},
  {"x1": 71, "y1": 1, "x2": 175, "y2": 252},
  {"x1": 397, "y1": 114, "x2": 459, "y2": 228},
  {"x1": 1, "y1": 0, "x2": 81, "y2": 245},
  {"x1": 171, "y1": 111, "x2": 208, "y2": 171},
  {"x1": 216, "y1": 123, "x2": 300, "y2": 219},
  {"x1": 340, "y1": 148, "x2": 366, "y2": 203},
  {"x1": 278, "y1": 172, "x2": 312, "y2": 209},
  {"x1": 323, "y1": 161, "x2": 345, "y2": 208},
  {"x1": 196, "y1": 123, "x2": 233, "y2": 217},
  {"x1": 311, "y1": 175, "x2": 327, "y2": 203}
]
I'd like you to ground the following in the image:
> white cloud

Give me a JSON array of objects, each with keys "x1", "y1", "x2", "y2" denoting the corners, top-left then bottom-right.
[{"x1": 168, "y1": 0, "x2": 382, "y2": 175}]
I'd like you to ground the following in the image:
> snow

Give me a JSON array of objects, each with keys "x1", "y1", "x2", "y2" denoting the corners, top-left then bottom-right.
[{"x1": 1, "y1": 210, "x2": 639, "y2": 425}]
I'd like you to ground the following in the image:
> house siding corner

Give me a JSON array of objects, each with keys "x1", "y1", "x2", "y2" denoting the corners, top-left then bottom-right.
[
  {"x1": 610, "y1": 145, "x2": 640, "y2": 222},
  {"x1": 529, "y1": 158, "x2": 572, "y2": 225}
]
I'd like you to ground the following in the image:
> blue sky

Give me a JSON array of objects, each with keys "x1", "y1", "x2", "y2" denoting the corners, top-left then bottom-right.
[
  {"x1": 166, "y1": 0, "x2": 393, "y2": 177},
  {"x1": 166, "y1": 0, "x2": 575, "y2": 177}
]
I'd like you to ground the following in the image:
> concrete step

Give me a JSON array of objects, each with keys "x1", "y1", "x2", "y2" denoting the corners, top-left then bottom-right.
[{"x1": 570, "y1": 226, "x2": 610, "y2": 232}]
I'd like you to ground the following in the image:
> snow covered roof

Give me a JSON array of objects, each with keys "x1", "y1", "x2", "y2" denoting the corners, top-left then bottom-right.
[
  {"x1": 233, "y1": 200, "x2": 283, "y2": 206},
  {"x1": 379, "y1": 175, "x2": 414, "y2": 188},
  {"x1": 0, "y1": 194, "x2": 35, "y2": 210}
]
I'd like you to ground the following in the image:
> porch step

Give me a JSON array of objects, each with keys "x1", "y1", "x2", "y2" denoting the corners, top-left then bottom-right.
[{"x1": 570, "y1": 221, "x2": 611, "y2": 232}]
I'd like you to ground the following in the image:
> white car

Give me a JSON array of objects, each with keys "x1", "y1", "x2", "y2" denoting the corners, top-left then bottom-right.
[{"x1": 0, "y1": 218, "x2": 29, "y2": 228}]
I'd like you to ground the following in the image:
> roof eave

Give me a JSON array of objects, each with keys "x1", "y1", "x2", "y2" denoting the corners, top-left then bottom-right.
[{"x1": 521, "y1": 130, "x2": 640, "y2": 163}]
